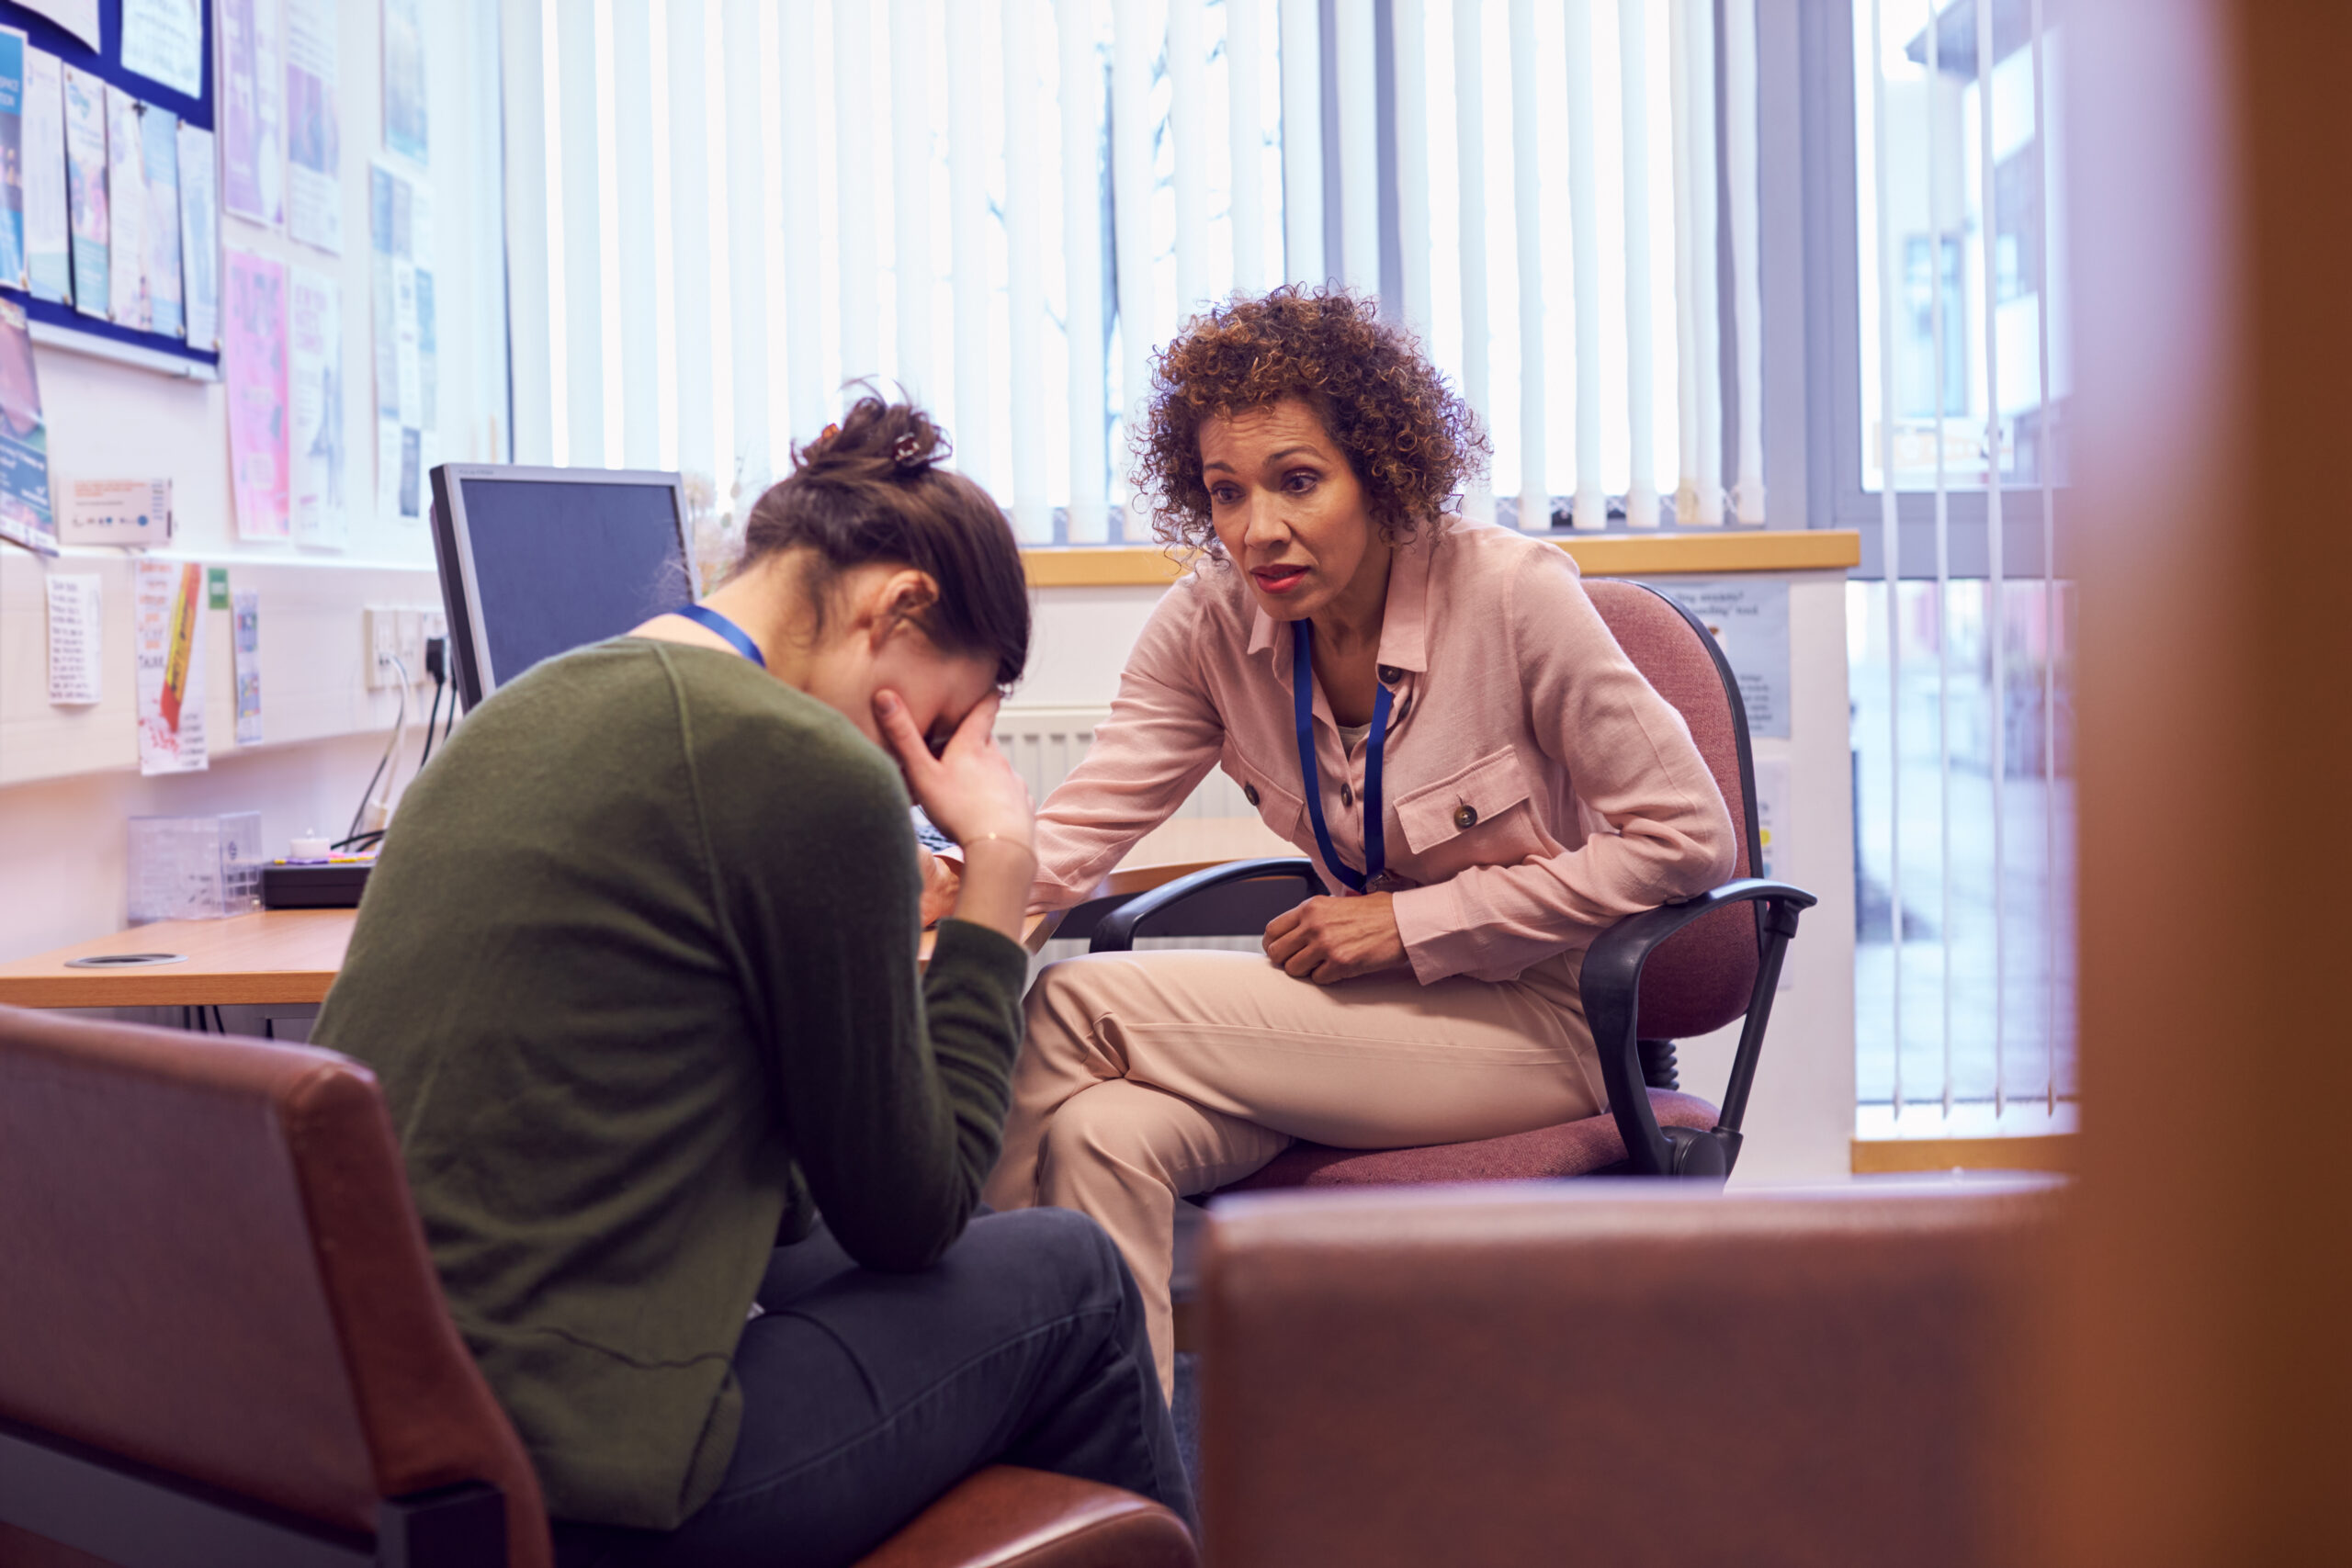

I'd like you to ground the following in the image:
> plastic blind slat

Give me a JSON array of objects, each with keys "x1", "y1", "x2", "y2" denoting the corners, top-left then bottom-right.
[
  {"x1": 1227, "y1": 0, "x2": 1266, "y2": 296},
  {"x1": 1724, "y1": 0, "x2": 1763, "y2": 521},
  {"x1": 499, "y1": 0, "x2": 553, "y2": 466},
  {"x1": 720, "y1": 0, "x2": 771, "y2": 489},
  {"x1": 889, "y1": 0, "x2": 933, "y2": 402},
  {"x1": 1620, "y1": 0, "x2": 1660, "y2": 530},
  {"x1": 1278, "y1": 0, "x2": 1322, "y2": 284},
  {"x1": 559, "y1": 0, "x2": 606, "y2": 468},
  {"x1": 1976, "y1": 0, "x2": 2007, "y2": 1115},
  {"x1": 1058, "y1": 0, "x2": 1111, "y2": 540},
  {"x1": 946, "y1": 0, "x2": 995, "y2": 494},
  {"x1": 607, "y1": 0, "x2": 662, "y2": 470},
  {"x1": 778, "y1": 0, "x2": 823, "y2": 449},
  {"x1": 1393, "y1": 0, "x2": 1432, "y2": 338},
  {"x1": 1869, "y1": 0, "x2": 1905, "y2": 1116},
  {"x1": 1565, "y1": 0, "x2": 1603, "y2": 530},
  {"x1": 1508, "y1": 0, "x2": 1545, "y2": 530},
  {"x1": 1005, "y1": 0, "x2": 1051, "y2": 539}
]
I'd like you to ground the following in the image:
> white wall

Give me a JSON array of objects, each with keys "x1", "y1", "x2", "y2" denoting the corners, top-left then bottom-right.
[
  {"x1": 0, "y1": 727, "x2": 415, "y2": 964},
  {"x1": 0, "y1": 0, "x2": 502, "y2": 960}
]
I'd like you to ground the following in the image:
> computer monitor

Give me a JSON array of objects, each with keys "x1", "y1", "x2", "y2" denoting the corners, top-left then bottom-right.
[{"x1": 428, "y1": 465, "x2": 699, "y2": 710}]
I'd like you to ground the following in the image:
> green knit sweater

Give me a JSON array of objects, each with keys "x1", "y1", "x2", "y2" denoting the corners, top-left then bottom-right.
[{"x1": 313, "y1": 638, "x2": 1028, "y2": 1530}]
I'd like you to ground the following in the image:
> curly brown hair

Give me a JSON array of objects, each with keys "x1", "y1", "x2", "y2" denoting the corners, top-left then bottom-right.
[{"x1": 1133, "y1": 286, "x2": 1488, "y2": 552}]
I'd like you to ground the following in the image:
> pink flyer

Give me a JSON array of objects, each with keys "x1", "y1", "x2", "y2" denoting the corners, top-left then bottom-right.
[{"x1": 224, "y1": 249, "x2": 288, "y2": 539}]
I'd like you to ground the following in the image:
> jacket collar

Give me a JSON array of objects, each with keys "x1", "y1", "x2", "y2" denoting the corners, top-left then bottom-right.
[{"x1": 1243, "y1": 528, "x2": 1438, "y2": 676}]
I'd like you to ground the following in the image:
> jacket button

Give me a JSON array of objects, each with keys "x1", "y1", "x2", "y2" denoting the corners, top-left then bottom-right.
[
  {"x1": 1244, "y1": 783, "x2": 1261, "y2": 807},
  {"x1": 1340, "y1": 784, "x2": 1353, "y2": 807},
  {"x1": 1453, "y1": 803, "x2": 1478, "y2": 829},
  {"x1": 1378, "y1": 665, "x2": 1404, "y2": 685}
]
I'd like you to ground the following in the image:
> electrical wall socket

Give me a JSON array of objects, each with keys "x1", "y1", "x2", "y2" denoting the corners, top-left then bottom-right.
[{"x1": 364, "y1": 606, "x2": 439, "y2": 689}]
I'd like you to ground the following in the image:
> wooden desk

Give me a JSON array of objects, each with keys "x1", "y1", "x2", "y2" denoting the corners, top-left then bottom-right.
[{"x1": 0, "y1": 818, "x2": 1296, "y2": 1010}]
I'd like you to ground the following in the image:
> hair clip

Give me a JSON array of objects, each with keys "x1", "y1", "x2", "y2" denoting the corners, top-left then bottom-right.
[
  {"x1": 819, "y1": 423, "x2": 841, "y2": 444},
  {"x1": 893, "y1": 433, "x2": 929, "y2": 472}
]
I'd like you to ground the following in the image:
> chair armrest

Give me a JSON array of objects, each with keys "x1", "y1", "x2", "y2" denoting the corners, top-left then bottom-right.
[
  {"x1": 1581, "y1": 878, "x2": 1817, "y2": 1178},
  {"x1": 1090, "y1": 860, "x2": 1324, "y2": 953},
  {"x1": 851, "y1": 1464, "x2": 1195, "y2": 1568}
]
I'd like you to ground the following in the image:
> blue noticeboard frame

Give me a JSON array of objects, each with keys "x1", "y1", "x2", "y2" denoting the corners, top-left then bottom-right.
[{"x1": 0, "y1": 0, "x2": 218, "y2": 373}]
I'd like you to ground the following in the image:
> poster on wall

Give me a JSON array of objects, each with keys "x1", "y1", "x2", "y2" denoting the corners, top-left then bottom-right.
[
  {"x1": 232, "y1": 590, "x2": 263, "y2": 745},
  {"x1": 1654, "y1": 578, "x2": 1794, "y2": 740},
  {"x1": 19, "y1": 0, "x2": 101, "y2": 53},
  {"x1": 46, "y1": 572, "x2": 101, "y2": 705},
  {"x1": 104, "y1": 85, "x2": 146, "y2": 328},
  {"x1": 0, "y1": 28, "x2": 28, "y2": 292},
  {"x1": 23, "y1": 47, "x2": 70, "y2": 303},
  {"x1": 1751, "y1": 755, "x2": 1795, "y2": 991},
  {"x1": 289, "y1": 266, "x2": 345, "y2": 549},
  {"x1": 0, "y1": 297, "x2": 55, "y2": 556},
  {"x1": 381, "y1": 0, "x2": 426, "y2": 164},
  {"x1": 62, "y1": 63, "x2": 104, "y2": 316},
  {"x1": 141, "y1": 106, "x2": 182, "y2": 339},
  {"x1": 285, "y1": 0, "x2": 341, "y2": 254},
  {"x1": 220, "y1": 0, "x2": 284, "y2": 229},
  {"x1": 178, "y1": 122, "x2": 218, "y2": 349},
  {"x1": 135, "y1": 558, "x2": 209, "y2": 775},
  {"x1": 225, "y1": 250, "x2": 289, "y2": 540},
  {"x1": 119, "y1": 0, "x2": 204, "y2": 100},
  {"x1": 370, "y1": 158, "x2": 433, "y2": 522}
]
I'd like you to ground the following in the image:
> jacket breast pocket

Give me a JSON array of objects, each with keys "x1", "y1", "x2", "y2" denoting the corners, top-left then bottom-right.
[
  {"x1": 1395, "y1": 748, "x2": 1537, "y2": 871},
  {"x1": 1223, "y1": 750, "x2": 1308, "y2": 843}
]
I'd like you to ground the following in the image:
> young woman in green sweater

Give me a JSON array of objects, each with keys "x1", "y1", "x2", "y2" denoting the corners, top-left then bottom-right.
[{"x1": 315, "y1": 397, "x2": 1192, "y2": 1565}]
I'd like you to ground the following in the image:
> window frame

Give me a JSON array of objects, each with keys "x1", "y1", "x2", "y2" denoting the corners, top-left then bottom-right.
[{"x1": 1799, "y1": 0, "x2": 2064, "y2": 581}]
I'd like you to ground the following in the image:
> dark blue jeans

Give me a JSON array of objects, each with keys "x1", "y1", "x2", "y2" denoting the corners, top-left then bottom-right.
[{"x1": 551, "y1": 1207, "x2": 1195, "y2": 1567}]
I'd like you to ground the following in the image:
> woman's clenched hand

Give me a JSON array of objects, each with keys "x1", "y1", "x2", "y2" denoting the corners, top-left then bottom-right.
[
  {"x1": 914, "y1": 848, "x2": 963, "y2": 929},
  {"x1": 1262, "y1": 893, "x2": 1409, "y2": 984}
]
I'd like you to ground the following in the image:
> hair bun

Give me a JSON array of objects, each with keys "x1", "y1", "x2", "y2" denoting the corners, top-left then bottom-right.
[{"x1": 794, "y1": 388, "x2": 953, "y2": 483}]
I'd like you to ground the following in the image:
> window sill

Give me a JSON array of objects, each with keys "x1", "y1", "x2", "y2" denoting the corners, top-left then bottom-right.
[
  {"x1": 1021, "y1": 529, "x2": 1862, "y2": 588},
  {"x1": 1851, "y1": 1100, "x2": 2080, "y2": 1174}
]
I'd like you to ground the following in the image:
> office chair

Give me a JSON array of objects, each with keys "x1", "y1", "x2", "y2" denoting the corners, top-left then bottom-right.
[
  {"x1": 0, "y1": 1006, "x2": 1194, "y2": 1568},
  {"x1": 1089, "y1": 580, "x2": 1815, "y2": 1184}
]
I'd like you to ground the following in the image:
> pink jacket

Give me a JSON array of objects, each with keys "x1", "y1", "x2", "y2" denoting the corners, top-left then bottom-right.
[{"x1": 1029, "y1": 520, "x2": 1738, "y2": 986}]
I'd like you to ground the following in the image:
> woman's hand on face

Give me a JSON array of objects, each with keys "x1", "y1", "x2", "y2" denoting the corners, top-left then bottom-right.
[
  {"x1": 1262, "y1": 893, "x2": 1408, "y2": 985},
  {"x1": 875, "y1": 690, "x2": 1035, "y2": 852},
  {"x1": 915, "y1": 847, "x2": 963, "y2": 929}
]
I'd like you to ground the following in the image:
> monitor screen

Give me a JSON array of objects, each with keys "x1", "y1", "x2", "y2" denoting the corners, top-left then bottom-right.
[{"x1": 431, "y1": 468, "x2": 692, "y2": 706}]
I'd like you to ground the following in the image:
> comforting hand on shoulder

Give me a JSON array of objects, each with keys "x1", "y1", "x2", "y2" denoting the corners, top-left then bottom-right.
[{"x1": 1262, "y1": 893, "x2": 1409, "y2": 985}]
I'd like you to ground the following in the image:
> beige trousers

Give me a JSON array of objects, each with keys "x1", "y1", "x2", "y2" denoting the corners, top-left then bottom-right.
[{"x1": 980, "y1": 948, "x2": 1603, "y2": 1394}]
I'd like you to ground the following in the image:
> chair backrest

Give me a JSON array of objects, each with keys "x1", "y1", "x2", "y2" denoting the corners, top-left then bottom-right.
[
  {"x1": 0, "y1": 1005, "x2": 552, "y2": 1568},
  {"x1": 1584, "y1": 580, "x2": 1762, "y2": 1041},
  {"x1": 1200, "y1": 1179, "x2": 2060, "y2": 1568}
]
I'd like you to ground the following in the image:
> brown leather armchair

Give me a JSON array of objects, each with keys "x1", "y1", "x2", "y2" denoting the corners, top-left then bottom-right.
[
  {"x1": 1195, "y1": 1179, "x2": 2061, "y2": 1568},
  {"x1": 0, "y1": 1005, "x2": 1194, "y2": 1568}
]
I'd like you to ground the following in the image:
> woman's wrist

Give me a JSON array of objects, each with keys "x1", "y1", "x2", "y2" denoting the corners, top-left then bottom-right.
[{"x1": 948, "y1": 835, "x2": 1036, "y2": 942}]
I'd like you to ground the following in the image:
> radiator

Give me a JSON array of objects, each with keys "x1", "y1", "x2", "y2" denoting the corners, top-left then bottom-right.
[
  {"x1": 992, "y1": 705, "x2": 1253, "y2": 819},
  {"x1": 994, "y1": 705, "x2": 1268, "y2": 966}
]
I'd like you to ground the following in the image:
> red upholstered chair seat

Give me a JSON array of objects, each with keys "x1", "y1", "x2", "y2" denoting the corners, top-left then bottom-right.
[{"x1": 1219, "y1": 1091, "x2": 1723, "y2": 1191}]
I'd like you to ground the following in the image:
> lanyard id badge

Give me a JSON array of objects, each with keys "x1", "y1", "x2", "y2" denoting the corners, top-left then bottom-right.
[
  {"x1": 675, "y1": 604, "x2": 766, "y2": 669},
  {"x1": 1293, "y1": 618, "x2": 1395, "y2": 894}
]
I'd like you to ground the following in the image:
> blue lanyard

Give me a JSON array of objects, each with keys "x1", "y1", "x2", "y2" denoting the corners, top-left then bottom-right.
[
  {"x1": 1294, "y1": 618, "x2": 1393, "y2": 895},
  {"x1": 675, "y1": 604, "x2": 765, "y2": 669}
]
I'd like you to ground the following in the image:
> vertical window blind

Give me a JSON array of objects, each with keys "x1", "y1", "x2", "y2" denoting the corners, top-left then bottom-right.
[
  {"x1": 1849, "y1": 0, "x2": 2074, "y2": 1126},
  {"x1": 498, "y1": 0, "x2": 1769, "y2": 543}
]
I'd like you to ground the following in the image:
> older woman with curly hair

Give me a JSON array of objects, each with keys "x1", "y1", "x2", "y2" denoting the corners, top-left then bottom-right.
[{"x1": 971, "y1": 288, "x2": 1736, "y2": 1390}]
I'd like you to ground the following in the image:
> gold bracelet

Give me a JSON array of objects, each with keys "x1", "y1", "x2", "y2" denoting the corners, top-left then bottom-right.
[{"x1": 960, "y1": 832, "x2": 1037, "y2": 858}]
